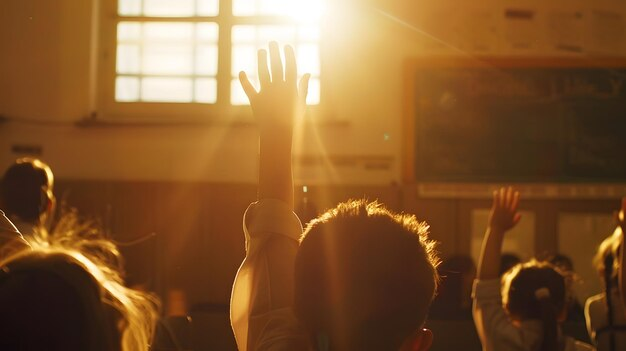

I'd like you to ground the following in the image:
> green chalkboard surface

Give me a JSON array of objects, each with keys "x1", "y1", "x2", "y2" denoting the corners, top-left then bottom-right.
[{"x1": 405, "y1": 58, "x2": 626, "y2": 183}]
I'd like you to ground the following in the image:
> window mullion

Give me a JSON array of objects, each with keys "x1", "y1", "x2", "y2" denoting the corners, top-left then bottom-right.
[{"x1": 217, "y1": 0, "x2": 233, "y2": 110}]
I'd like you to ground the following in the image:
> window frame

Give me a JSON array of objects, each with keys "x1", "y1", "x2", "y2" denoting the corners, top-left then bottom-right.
[{"x1": 98, "y1": 0, "x2": 322, "y2": 121}]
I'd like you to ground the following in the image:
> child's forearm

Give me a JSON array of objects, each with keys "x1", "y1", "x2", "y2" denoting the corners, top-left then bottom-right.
[
  {"x1": 258, "y1": 135, "x2": 293, "y2": 208},
  {"x1": 477, "y1": 228, "x2": 505, "y2": 280}
]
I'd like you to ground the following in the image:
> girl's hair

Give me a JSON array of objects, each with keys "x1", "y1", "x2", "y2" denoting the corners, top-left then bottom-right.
[
  {"x1": 592, "y1": 227, "x2": 622, "y2": 284},
  {"x1": 502, "y1": 260, "x2": 567, "y2": 351},
  {"x1": 0, "y1": 210, "x2": 159, "y2": 350}
]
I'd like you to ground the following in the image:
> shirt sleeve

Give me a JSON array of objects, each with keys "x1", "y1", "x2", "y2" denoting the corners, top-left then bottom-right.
[
  {"x1": 230, "y1": 199, "x2": 305, "y2": 351},
  {"x1": 472, "y1": 279, "x2": 523, "y2": 350}
]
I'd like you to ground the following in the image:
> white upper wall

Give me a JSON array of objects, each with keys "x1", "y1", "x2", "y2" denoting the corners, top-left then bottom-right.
[{"x1": 1, "y1": 0, "x2": 625, "y2": 183}]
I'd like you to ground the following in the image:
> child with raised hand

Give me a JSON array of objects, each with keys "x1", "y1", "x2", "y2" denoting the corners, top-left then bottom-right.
[
  {"x1": 473, "y1": 187, "x2": 595, "y2": 351},
  {"x1": 230, "y1": 41, "x2": 310, "y2": 351},
  {"x1": 230, "y1": 42, "x2": 439, "y2": 351}
]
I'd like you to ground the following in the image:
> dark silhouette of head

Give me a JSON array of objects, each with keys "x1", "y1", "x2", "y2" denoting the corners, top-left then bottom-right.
[
  {"x1": 502, "y1": 260, "x2": 567, "y2": 351},
  {"x1": 0, "y1": 158, "x2": 55, "y2": 224},
  {"x1": 0, "y1": 213, "x2": 158, "y2": 351},
  {"x1": 294, "y1": 200, "x2": 439, "y2": 350}
]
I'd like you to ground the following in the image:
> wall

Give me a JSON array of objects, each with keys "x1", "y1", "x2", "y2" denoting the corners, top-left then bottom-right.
[{"x1": 3, "y1": 0, "x2": 624, "y2": 183}]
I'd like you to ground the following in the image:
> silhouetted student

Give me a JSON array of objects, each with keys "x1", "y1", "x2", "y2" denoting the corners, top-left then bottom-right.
[
  {"x1": 473, "y1": 187, "x2": 594, "y2": 351},
  {"x1": 585, "y1": 227, "x2": 626, "y2": 351},
  {"x1": 0, "y1": 212, "x2": 158, "y2": 351},
  {"x1": 230, "y1": 42, "x2": 439, "y2": 350},
  {"x1": 0, "y1": 158, "x2": 55, "y2": 236},
  {"x1": 430, "y1": 254, "x2": 476, "y2": 320}
]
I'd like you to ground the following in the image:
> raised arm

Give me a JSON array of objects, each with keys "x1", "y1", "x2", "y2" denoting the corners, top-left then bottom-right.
[
  {"x1": 477, "y1": 187, "x2": 521, "y2": 280},
  {"x1": 240, "y1": 42, "x2": 310, "y2": 206},
  {"x1": 230, "y1": 42, "x2": 310, "y2": 351}
]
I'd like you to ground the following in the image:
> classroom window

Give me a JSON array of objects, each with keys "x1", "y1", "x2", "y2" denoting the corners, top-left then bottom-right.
[{"x1": 108, "y1": 0, "x2": 322, "y2": 115}]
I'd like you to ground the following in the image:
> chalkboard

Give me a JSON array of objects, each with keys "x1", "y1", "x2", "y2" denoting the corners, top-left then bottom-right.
[{"x1": 404, "y1": 58, "x2": 626, "y2": 183}]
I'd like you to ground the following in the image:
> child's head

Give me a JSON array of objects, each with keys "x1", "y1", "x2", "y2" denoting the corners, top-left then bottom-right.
[
  {"x1": 0, "y1": 158, "x2": 55, "y2": 224},
  {"x1": 294, "y1": 200, "x2": 439, "y2": 350},
  {"x1": 592, "y1": 227, "x2": 622, "y2": 284},
  {"x1": 502, "y1": 260, "x2": 567, "y2": 351},
  {"x1": 0, "y1": 212, "x2": 158, "y2": 350}
]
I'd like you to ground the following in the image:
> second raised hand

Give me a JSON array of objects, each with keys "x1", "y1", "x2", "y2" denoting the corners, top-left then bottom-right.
[
  {"x1": 489, "y1": 187, "x2": 521, "y2": 233},
  {"x1": 239, "y1": 42, "x2": 310, "y2": 133}
]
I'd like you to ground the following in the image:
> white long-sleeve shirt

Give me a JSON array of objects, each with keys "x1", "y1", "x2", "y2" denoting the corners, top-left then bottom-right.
[
  {"x1": 230, "y1": 199, "x2": 309, "y2": 351},
  {"x1": 472, "y1": 279, "x2": 594, "y2": 351}
]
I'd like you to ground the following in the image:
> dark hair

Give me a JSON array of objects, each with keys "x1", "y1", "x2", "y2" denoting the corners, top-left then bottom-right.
[
  {"x1": 0, "y1": 212, "x2": 158, "y2": 350},
  {"x1": 0, "y1": 158, "x2": 54, "y2": 223},
  {"x1": 294, "y1": 199, "x2": 439, "y2": 350},
  {"x1": 502, "y1": 260, "x2": 567, "y2": 351}
]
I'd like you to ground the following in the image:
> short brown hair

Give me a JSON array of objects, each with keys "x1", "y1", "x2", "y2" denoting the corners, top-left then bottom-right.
[{"x1": 294, "y1": 199, "x2": 439, "y2": 350}]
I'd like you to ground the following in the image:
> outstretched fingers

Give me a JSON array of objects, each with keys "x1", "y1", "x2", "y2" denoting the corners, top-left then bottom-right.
[
  {"x1": 258, "y1": 49, "x2": 270, "y2": 89},
  {"x1": 239, "y1": 71, "x2": 257, "y2": 101},
  {"x1": 269, "y1": 41, "x2": 284, "y2": 83},
  {"x1": 284, "y1": 45, "x2": 297, "y2": 86}
]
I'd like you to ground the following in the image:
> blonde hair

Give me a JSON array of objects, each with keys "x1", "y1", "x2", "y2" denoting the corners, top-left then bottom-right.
[
  {"x1": 592, "y1": 226, "x2": 622, "y2": 283},
  {"x1": 0, "y1": 210, "x2": 159, "y2": 350}
]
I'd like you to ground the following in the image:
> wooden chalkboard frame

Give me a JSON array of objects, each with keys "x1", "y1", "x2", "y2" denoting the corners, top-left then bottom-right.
[{"x1": 403, "y1": 57, "x2": 626, "y2": 188}]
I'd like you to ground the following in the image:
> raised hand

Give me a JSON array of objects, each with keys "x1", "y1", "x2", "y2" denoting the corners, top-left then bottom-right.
[
  {"x1": 239, "y1": 41, "x2": 310, "y2": 135},
  {"x1": 489, "y1": 187, "x2": 521, "y2": 233}
]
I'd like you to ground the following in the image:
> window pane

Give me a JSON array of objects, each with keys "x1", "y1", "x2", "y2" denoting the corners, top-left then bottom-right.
[
  {"x1": 143, "y1": 43, "x2": 193, "y2": 75},
  {"x1": 196, "y1": 45, "x2": 218, "y2": 75},
  {"x1": 306, "y1": 77, "x2": 320, "y2": 105},
  {"x1": 116, "y1": 77, "x2": 140, "y2": 101},
  {"x1": 119, "y1": 0, "x2": 142, "y2": 16},
  {"x1": 144, "y1": 23, "x2": 194, "y2": 42},
  {"x1": 233, "y1": 0, "x2": 255, "y2": 16},
  {"x1": 197, "y1": 23, "x2": 219, "y2": 42},
  {"x1": 231, "y1": 45, "x2": 256, "y2": 76},
  {"x1": 144, "y1": 0, "x2": 195, "y2": 17},
  {"x1": 296, "y1": 44, "x2": 319, "y2": 75},
  {"x1": 118, "y1": 22, "x2": 142, "y2": 42},
  {"x1": 233, "y1": 0, "x2": 325, "y2": 20},
  {"x1": 195, "y1": 78, "x2": 217, "y2": 103},
  {"x1": 297, "y1": 26, "x2": 319, "y2": 42},
  {"x1": 231, "y1": 79, "x2": 251, "y2": 105},
  {"x1": 197, "y1": 0, "x2": 219, "y2": 16},
  {"x1": 117, "y1": 44, "x2": 141, "y2": 74},
  {"x1": 142, "y1": 77, "x2": 193, "y2": 102}
]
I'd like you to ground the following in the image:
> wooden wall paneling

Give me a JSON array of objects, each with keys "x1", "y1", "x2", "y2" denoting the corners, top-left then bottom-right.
[
  {"x1": 155, "y1": 182, "x2": 211, "y2": 311},
  {"x1": 55, "y1": 180, "x2": 114, "y2": 227},
  {"x1": 204, "y1": 183, "x2": 255, "y2": 304},
  {"x1": 110, "y1": 181, "x2": 159, "y2": 292}
]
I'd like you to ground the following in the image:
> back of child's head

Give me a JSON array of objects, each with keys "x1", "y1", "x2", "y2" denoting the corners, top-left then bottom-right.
[
  {"x1": 592, "y1": 227, "x2": 622, "y2": 284},
  {"x1": 502, "y1": 260, "x2": 567, "y2": 351},
  {"x1": 0, "y1": 211, "x2": 158, "y2": 351},
  {"x1": 0, "y1": 158, "x2": 54, "y2": 223},
  {"x1": 294, "y1": 199, "x2": 439, "y2": 350}
]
